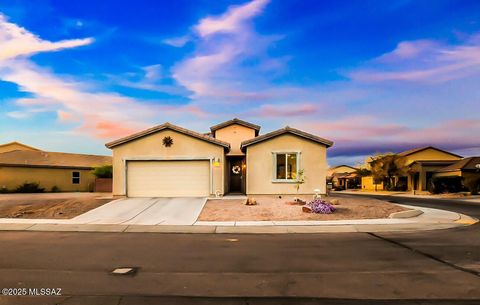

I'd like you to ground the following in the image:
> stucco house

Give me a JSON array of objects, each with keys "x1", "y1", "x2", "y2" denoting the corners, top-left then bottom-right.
[
  {"x1": 106, "y1": 118, "x2": 333, "y2": 198},
  {"x1": 0, "y1": 142, "x2": 111, "y2": 192},
  {"x1": 398, "y1": 146, "x2": 462, "y2": 192},
  {"x1": 361, "y1": 146, "x2": 462, "y2": 192},
  {"x1": 327, "y1": 165, "x2": 360, "y2": 190},
  {"x1": 433, "y1": 157, "x2": 480, "y2": 193}
]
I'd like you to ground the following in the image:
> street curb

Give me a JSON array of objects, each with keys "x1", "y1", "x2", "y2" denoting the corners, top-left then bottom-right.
[
  {"x1": 0, "y1": 205, "x2": 475, "y2": 234},
  {"x1": 389, "y1": 209, "x2": 424, "y2": 219}
]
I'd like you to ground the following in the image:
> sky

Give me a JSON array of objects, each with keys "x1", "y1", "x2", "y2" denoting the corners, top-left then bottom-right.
[{"x1": 0, "y1": 0, "x2": 480, "y2": 166}]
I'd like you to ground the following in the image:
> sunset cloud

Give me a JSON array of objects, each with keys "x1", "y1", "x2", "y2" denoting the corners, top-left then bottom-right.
[
  {"x1": 348, "y1": 35, "x2": 480, "y2": 83},
  {"x1": 0, "y1": 13, "x2": 206, "y2": 139},
  {"x1": 171, "y1": 0, "x2": 285, "y2": 102}
]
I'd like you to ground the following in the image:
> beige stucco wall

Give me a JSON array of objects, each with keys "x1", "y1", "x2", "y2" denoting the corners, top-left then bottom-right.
[
  {"x1": 402, "y1": 149, "x2": 461, "y2": 165},
  {"x1": 361, "y1": 176, "x2": 383, "y2": 191},
  {"x1": 245, "y1": 134, "x2": 328, "y2": 195},
  {"x1": 111, "y1": 129, "x2": 225, "y2": 196},
  {"x1": 0, "y1": 166, "x2": 95, "y2": 192},
  {"x1": 214, "y1": 124, "x2": 256, "y2": 155}
]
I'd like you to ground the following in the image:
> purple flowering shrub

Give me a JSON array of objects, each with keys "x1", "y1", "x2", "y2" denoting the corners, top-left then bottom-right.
[{"x1": 307, "y1": 199, "x2": 336, "y2": 214}]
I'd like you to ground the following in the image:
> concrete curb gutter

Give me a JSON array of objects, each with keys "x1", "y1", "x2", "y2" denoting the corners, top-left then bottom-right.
[
  {"x1": 389, "y1": 209, "x2": 424, "y2": 219},
  {"x1": 0, "y1": 204, "x2": 476, "y2": 234}
]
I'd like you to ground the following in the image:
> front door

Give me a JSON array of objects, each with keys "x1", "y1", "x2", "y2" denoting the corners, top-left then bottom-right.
[{"x1": 228, "y1": 157, "x2": 244, "y2": 193}]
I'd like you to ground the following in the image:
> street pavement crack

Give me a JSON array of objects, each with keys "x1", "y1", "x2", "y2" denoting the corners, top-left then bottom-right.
[{"x1": 367, "y1": 232, "x2": 480, "y2": 278}]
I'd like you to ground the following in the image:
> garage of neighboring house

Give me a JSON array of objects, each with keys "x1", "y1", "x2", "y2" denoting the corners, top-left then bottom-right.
[{"x1": 106, "y1": 123, "x2": 229, "y2": 198}]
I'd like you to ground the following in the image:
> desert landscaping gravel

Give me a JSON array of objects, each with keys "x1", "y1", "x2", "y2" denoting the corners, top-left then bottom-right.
[
  {"x1": 198, "y1": 195, "x2": 408, "y2": 221},
  {"x1": 0, "y1": 193, "x2": 112, "y2": 219}
]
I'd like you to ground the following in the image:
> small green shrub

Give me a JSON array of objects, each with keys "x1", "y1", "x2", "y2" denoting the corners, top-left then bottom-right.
[
  {"x1": 15, "y1": 182, "x2": 45, "y2": 193},
  {"x1": 92, "y1": 165, "x2": 113, "y2": 178},
  {"x1": 51, "y1": 186, "x2": 61, "y2": 193}
]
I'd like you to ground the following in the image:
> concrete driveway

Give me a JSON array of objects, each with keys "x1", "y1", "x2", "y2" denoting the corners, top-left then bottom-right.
[{"x1": 70, "y1": 197, "x2": 207, "y2": 225}]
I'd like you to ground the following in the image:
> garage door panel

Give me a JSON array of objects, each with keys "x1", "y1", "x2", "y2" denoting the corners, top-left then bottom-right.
[{"x1": 127, "y1": 160, "x2": 210, "y2": 197}]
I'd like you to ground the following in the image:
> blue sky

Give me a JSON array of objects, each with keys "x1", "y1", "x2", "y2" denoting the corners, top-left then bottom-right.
[{"x1": 1, "y1": 0, "x2": 480, "y2": 165}]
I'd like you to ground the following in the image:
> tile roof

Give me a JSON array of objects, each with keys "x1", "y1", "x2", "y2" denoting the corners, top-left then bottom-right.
[
  {"x1": 0, "y1": 150, "x2": 111, "y2": 169},
  {"x1": 330, "y1": 165, "x2": 358, "y2": 171},
  {"x1": 0, "y1": 141, "x2": 41, "y2": 151},
  {"x1": 436, "y1": 157, "x2": 480, "y2": 172},
  {"x1": 397, "y1": 146, "x2": 462, "y2": 158},
  {"x1": 241, "y1": 126, "x2": 334, "y2": 149},
  {"x1": 105, "y1": 122, "x2": 231, "y2": 149},
  {"x1": 210, "y1": 118, "x2": 261, "y2": 135}
]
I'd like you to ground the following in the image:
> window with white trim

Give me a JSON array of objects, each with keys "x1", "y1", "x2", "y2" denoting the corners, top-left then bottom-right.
[
  {"x1": 273, "y1": 152, "x2": 299, "y2": 181},
  {"x1": 72, "y1": 171, "x2": 80, "y2": 184}
]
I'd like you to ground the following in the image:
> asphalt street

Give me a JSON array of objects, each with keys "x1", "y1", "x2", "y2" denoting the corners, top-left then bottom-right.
[{"x1": 0, "y1": 194, "x2": 479, "y2": 305}]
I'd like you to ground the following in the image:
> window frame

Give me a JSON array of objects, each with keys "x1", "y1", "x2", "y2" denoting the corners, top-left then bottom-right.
[
  {"x1": 72, "y1": 171, "x2": 81, "y2": 185},
  {"x1": 272, "y1": 151, "x2": 301, "y2": 183}
]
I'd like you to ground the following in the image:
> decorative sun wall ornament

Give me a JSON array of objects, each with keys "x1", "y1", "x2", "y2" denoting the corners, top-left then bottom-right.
[{"x1": 162, "y1": 136, "x2": 173, "y2": 147}]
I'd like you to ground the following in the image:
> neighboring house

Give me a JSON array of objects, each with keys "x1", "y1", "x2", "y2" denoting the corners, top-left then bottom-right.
[
  {"x1": 0, "y1": 143, "x2": 112, "y2": 192},
  {"x1": 361, "y1": 146, "x2": 462, "y2": 192},
  {"x1": 434, "y1": 157, "x2": 480, "y2": 193},
  {"x1": 398, "y1": 146, "x2": 462, "y2": 192},
  {"x1": 106, "y1": 118, "x2": 333, "y2": 198},
  {"x1": 327, "y1": 165, "x2": 360, "y2": 190}
]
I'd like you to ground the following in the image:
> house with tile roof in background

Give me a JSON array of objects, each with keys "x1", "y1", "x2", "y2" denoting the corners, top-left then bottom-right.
[
  {"x1": 433, "y1": 157, "x2": 480, "y2": 194},
  {"x1": 360, "y1": 146, "x2": 464, "y2": 193},
  {"x1": 0, "y1": 142, "x2": 111, "y2": 193},
  {"x1": 327, "y1": 165, "x2": 360, "y2": 190}
]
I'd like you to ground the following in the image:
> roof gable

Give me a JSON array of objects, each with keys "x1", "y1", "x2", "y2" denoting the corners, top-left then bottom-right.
[
  {"x1": 329, "y1": 165, "x2": 358, "y2": 173},
  {"x1": 397, "y1": 146, "x2": 462, "y2": 158},
  {"x1": 210, "y1": 118, "x2": 260, "y2": 136},
  {"x1": 105, "y1": 122, "x2": 230, "y2": 149},
  {"x1": 241, "y1": 126, "x2": 333, "y2": 150},
  {"x1": 0, "y1": 142, "x2": 41, "y2": 153},
  {"x1": 436, "y1": 157, "x2": 480, "y2": 172}
]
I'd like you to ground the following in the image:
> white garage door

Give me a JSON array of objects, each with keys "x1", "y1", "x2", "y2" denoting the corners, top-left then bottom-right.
[{"x1": 127, "y1": 160, "x2": 210, "y2": 197}]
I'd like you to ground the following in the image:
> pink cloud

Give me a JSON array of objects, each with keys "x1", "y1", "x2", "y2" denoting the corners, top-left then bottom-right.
[
  {"x1": 348, "y1": 34, "x2": 480, "y2": 83},
  {"x1": 57, "y1": 110, "x2": 76, "y2": 122},
  {"x1": 80, "y1": 117, "x2": 139, "y2": 139},
  {"x1": 248, "y1": 103, "x2": 319, "y2": 118},
  {"x1": 300, "y1": 116, "x2": 480, "y2": 157}
]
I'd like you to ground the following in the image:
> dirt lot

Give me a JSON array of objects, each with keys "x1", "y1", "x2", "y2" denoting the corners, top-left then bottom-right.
[
  {"x1": 0, "y1": 193, "x2": 112, "y2": 219},
  {"x1": 198, "y1": 195, "x2": 408, "y2": 221}
]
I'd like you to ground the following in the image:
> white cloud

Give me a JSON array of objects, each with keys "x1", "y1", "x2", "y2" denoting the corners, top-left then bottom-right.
[
  {"x1": 6, "y1": 111, "x2": 30, "y2": 119},
  {"x1": 348, "y1": 35, "x2": 480, "y2": 83},
  {"x1": 0, "y1": 12, "x2": 206, "y2": 139},
  {"x1": 195, "y1": 0, "x2": 269, "y2": 37},
  {"x1": 163, "y1": 35, "x2": 190, "y2": 47},
  {"x1": 0, "y1": 13, "x2": 93, "y2": 61},
  {"x1": 171, "y1": 0, "x2": 287, "y2": 102}
]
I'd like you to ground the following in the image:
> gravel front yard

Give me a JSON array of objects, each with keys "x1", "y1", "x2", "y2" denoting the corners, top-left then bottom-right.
[
  {"x1": 0, "y1": 193, "x2": 112, "y2": 219},
  {"x1": 198, "y1": 195, "x2": 408, "y2": 221}
]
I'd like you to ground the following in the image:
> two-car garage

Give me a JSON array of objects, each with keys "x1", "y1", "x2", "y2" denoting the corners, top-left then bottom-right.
[
  {"x1": 106, "y1": 122, "x2": 229, "y2": 198},
  {"x1": 126, "y1": 160, "x2": 211, "y2": 197}
]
